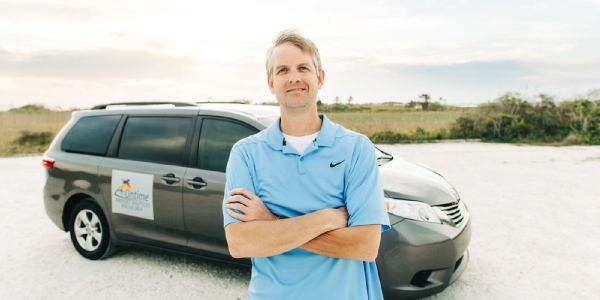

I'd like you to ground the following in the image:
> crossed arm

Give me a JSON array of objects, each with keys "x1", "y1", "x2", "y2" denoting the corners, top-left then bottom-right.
[{"x1": 224, "y1": 188, "x2": 381, "y2": 262}]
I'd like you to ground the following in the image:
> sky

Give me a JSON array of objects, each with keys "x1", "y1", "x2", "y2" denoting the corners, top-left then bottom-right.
[{"x1": 1, "y1": 0, "x2": 599, "y2": 110}]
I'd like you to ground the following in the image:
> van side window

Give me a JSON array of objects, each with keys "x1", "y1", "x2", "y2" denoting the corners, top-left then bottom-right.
[
  {"x1": 197, "y1": 118, "x2": 257, "y2": 172},
  {"x1": 118, "y1": 117, "x2": 192, "y2": 165},
  {"x1": 61, "y1": 115, "x2": 121, "y2": 155}
]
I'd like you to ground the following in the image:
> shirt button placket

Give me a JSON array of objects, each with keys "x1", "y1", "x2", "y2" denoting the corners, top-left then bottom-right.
[{"x1": 298, "y1": 156, "x2": 306, "y2": 175}]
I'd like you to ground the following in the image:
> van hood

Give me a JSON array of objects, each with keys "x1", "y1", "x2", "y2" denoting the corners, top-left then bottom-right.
[{"x1": 379, "y1": 155, "x2": 460, "y2": 206}]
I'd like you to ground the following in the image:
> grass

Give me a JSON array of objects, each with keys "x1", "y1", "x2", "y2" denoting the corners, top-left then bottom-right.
[
  {"x1": 326, "y1": 109, "x2": 469, "y2": 137},
  {"x1": 0, "y1": 110, "x2": 72, "y2": 156}
]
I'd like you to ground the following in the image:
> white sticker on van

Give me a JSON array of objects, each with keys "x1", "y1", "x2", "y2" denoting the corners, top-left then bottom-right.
[{"x1": 112, "y1": 170, "x2": 154, "y2": 220}]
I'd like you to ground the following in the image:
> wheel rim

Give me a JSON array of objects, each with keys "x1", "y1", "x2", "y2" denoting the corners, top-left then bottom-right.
[{"x1": 74, "y1": 209, "x2": 103, "y2": 252}]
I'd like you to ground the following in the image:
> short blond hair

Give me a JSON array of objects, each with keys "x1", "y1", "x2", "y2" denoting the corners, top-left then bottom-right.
[{"x1": 265, "y1": 28, "x2": 322, "y2": 79}]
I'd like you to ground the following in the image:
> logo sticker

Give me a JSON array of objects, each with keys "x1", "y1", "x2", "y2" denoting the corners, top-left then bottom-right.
[{"x1": 112, "y1": 170, "x2": 154, "y2": 220}]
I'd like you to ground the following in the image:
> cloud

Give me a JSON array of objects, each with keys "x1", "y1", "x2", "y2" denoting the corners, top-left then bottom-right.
[
  {"x1": 386, "y1": 61, "x2": 532, "y2": 86},
  {"x1": 0, "y1": 47, "x2": 200, "y2": 80},
  {"x1": 0, "y1": 2, "x2": 103, "y2": 22}
]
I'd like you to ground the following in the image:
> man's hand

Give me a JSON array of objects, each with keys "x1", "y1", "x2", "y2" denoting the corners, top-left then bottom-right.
[
  {"x1": 225, "y1": 188, "x2": 278, "y2": 222},
  {"x1": 329, "y1": 206, "x2": 349, "y2": 229}
]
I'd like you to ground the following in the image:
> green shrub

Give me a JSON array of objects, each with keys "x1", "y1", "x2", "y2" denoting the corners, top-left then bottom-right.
[
  {"x1": 12, "y1": 130, "x2": 54, "y2": 149},
  {"x1": 369, "y1": 128, "x2": 449, "y2": 144},
  {"x1": 318, "y1": 103, "x2": 371, "y2": 113},
  {"x1": 8, "y1": 104, "x2": 52, "y2": 114},
  {"x1": 448, "y1": 92, "x2": 600, "y2": 144}
]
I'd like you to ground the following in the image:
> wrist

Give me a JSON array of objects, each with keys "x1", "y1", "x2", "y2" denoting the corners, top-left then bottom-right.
[{"x1": 320, "y1": 209, "x2": 344, "y2": 231}]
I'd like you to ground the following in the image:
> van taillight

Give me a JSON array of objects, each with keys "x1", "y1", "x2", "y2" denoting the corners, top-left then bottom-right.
[{"x1": 42, "y1": 159, "x2": 55, "y2": 169}]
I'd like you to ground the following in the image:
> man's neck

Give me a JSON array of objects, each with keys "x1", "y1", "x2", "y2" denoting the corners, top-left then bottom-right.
[{"x1": 279, "y1": 108, "x2": 322, "y2": 136}]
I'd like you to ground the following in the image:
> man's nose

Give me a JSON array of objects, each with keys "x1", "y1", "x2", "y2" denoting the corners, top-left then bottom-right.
[{"x1": 288, "y1": 70, "x2": 301, "y2": 83}]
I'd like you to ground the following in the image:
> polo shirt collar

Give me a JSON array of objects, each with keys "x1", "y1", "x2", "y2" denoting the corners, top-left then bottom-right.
[
  {"x1": 266, "y1": 114, "x2": 336, "y2": 151},
  {"x1": 315, "y1": 114, "x2": 336, "y2": 147}
]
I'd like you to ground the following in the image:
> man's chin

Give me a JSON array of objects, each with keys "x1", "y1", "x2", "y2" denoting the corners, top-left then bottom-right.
[{"x1": 282, "y1": 98, "x2": 313, "y2": 110}]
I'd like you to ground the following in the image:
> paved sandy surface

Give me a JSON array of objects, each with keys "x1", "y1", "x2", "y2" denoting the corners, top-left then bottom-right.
[{"x1": 1, "y1": 142, "x2": 599, "y2": 300}]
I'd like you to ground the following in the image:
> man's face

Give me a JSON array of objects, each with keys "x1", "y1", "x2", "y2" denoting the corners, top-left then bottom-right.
[{"x1": 268, "y1": 42, "x2": 324, "y2": 110}]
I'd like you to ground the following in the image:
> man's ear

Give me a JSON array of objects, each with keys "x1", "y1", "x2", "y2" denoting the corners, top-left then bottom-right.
[
  {"x1": 317, "y1": 70, "x2": 325, "y2": 90},
  {"x1": 267, "y1": 76, "x2": 275, "y2": 94}
]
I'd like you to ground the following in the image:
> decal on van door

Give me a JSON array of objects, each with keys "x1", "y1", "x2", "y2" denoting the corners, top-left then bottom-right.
[{"x1": 111, "y1": 170, "x2": 154, "y2": 220}]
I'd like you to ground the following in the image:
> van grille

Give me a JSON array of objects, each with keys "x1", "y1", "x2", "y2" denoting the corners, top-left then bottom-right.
[{"x1": 434, "y1": 200, "x2": 466, "y2": 227}]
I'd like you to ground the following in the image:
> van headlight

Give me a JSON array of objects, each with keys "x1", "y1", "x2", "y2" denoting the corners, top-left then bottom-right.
[{"x1": 385, "y1": 198, "x2": 442, "y2": 224}]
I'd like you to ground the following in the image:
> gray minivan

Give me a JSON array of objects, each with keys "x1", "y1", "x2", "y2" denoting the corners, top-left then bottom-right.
[{"x1": 43, "y1": 102, "x2": 471, "y2": 299}]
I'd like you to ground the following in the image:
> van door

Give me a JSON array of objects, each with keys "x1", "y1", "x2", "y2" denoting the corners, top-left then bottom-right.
[
  {"x1": 98, "y1": 115, "x2": 194, "y2": 251},
  {"x1": 183, "y1": 117, "x2": 257, "y2": 260}
]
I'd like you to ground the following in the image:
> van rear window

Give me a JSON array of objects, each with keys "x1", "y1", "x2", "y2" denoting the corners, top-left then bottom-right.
[{"x1": 61, "y1": 115, "x2": 121, "y2": 155}]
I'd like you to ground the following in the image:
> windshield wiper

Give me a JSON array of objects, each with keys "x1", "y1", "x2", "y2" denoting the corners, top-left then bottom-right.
[{"x1": 375, "y1": 146, "x2": 393, "y2": 165}]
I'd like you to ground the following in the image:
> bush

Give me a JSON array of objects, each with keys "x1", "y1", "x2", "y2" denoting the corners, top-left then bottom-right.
[
  {"x1": 10, "y1": 131, "x2": 54, "y2": 154},
  {"x1": 448, "y1": 92, "x2": 600, "y2": 144},
  {"x1": 8, "y1": 104, "x2": 52, "y2": 114},
  {"x1": 319, "y1": 103, "x2": 371, "y2": 113},
  {"x1": 369, "y1": 128, "x2": 449, "y2": 144}
]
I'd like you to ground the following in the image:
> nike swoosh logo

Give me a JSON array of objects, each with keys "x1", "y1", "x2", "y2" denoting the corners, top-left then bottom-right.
[{"x1": 330, "y1": 160, "x2": 345, "y2": 168}]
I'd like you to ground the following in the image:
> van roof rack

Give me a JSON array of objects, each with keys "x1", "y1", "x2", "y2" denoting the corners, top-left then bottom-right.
[{"x1": 90, "y1": 102, "x2": 198, "y2": 110}]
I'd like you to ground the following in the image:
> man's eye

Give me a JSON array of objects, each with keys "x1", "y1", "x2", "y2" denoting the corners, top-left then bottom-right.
[
  {"x1": 300, "y1": 66, "x2": 309, "y2": 71},
  {"x1": 277, "y1": 68, "x2": 288, "y2": 74}
]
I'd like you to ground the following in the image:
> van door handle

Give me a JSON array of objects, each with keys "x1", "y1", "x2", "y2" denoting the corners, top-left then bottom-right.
[
  {"x1": 161, "y1": 173, "x2": 180, "y2": 184},
  {"x1": 186, "y1": 177, "x2": 207, "y2": 189}
]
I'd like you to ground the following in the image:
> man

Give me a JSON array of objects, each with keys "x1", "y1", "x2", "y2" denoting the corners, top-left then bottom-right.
[{"x1": 222, "y1": 29, "x2": 390, "y2": 300}]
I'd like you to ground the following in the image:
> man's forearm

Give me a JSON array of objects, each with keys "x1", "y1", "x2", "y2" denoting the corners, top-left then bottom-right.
[
  {"x1": 225, "y1": 209, "x2": 345, "y2": 258},
  {"x1": 300, "y1": 224, "x2": 381, "y2": 261}
]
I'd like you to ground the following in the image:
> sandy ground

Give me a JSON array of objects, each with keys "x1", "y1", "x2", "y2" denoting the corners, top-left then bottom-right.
[{"x1": 1, "y1": 142, "x2": 599, "y2": 300}]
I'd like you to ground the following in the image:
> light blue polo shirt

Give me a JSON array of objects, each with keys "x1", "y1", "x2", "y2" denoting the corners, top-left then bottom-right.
[{"x1": 223, "y1": 114, "x2": 390, "y2": 300}]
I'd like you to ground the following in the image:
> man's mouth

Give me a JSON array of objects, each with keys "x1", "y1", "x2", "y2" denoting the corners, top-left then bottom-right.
[{"x1": 287, "y1": 88, "x2": 305, "y2": 92}]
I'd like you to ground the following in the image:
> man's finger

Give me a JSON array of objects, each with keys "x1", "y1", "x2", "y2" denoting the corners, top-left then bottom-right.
[
  {"x1": 227, "y1": 209, "x2": 248, "y2": 222},
  {"x1": 225, "y1": 194, "x2": 251, "y2": 205},
  {"x1": 229, "y1": 188, "x2": 258, "y2": 200},
  {"x1": 226, "y1": 202, "x2": 247, "y2": 213}
]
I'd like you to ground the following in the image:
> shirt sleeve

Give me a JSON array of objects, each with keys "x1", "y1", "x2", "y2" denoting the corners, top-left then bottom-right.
[
  {"x1": 222, "y1": 145, "x2": 256, "y2": 227},
  {"x1": 344, "y1": 136, "x2": 391, "y2": 232}
]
